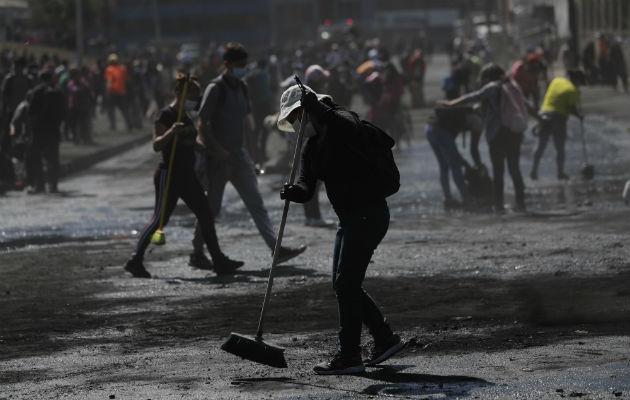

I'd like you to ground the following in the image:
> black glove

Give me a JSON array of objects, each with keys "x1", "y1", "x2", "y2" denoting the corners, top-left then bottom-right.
[
  {"x1": 300, "y1": 90, "x2": 329, "y2": 123},
  {"x1": 280, "y1": 183, "x2": 305, "y2": 202},
  {"x1": 300, "y1": 91, "x2": 319, "y2": 111}
]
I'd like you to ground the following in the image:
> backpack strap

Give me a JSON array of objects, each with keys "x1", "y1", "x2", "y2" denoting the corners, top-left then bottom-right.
[{"x1": 210, "y1": 76, "x2": 226, "y2": 110}]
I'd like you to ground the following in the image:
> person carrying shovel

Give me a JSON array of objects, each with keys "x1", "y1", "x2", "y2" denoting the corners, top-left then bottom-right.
[
  {"x1": 123, "y1": 74, "x2": 243, "y2": 278},
  {"x1": 277, "y1": 83, "x2": 405, "y2": 375}
]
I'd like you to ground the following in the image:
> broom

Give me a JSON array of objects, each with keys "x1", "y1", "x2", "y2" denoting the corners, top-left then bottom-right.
[
  {"x1": 151, "y1": 76, "x2": 190, "y2": 245},
  {"x1": 221, "y1": 76, "x2": 309, "y2": 368},
  {"x1": 578, "y1": 116, "x2": 594, "y2": 180}
]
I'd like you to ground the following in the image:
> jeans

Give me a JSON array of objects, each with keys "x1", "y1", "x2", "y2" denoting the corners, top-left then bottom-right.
[
  {"x1": 193, "y1": 150, "x2": 276, "y2": 253},
  {"x1": 333, "y1": 201, "x2": 393, "y2": 356},
  {"x1": 532, "y1": 111, "x2": 568, "y2": 176},
  {"x1": 488, "y1": 130, "x2": 525, "y2": 210},
  {"x1": 425, "y1": 123, "x2": 471, "y2": 202}
]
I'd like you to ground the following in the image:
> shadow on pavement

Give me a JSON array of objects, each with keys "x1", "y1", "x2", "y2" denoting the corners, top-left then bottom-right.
[
  {"x1": 361, "y1": 365, "x2": 493, "y2": 397},
  {"x1": 0, "y1": 240, "x2": 628, "y2": 364},
  {"x1": 229, "y1": 365, "x2": 493, "y2": 399},
  {"x1": 155, "y1": 265, "x2": 326, "y2": 284}
]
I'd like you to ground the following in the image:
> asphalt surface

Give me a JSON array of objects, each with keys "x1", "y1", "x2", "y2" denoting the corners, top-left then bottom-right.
[{"x1": 0, "y1": 54, "x2": 629, "y2": 400}]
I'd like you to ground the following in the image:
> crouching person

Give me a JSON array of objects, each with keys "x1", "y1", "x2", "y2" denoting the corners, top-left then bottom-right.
[{"x1": 277, "y1": 84, "x2": 405, "y2": 375}]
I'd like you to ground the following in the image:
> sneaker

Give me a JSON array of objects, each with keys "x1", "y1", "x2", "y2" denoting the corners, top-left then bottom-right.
[
  {"x1": 188, "y1": 253, "x2": 214, "y2": 270},
  {"x1": 557, "y1": 172, "x2": 569, "y2": 180},
  {"x1": 124, "y1": 257, "x2": 151, "y2": 278},
  {"x1": 273, "y1": 245, "x2": 307, "y2": 265},
  {"x1": 313, "y1": 353, "x2": 365, "y2": 375},
  {"x1": 213, "y1": 256, "x2": 244, "y2": 276},
  {"x1": 364, "y1": 334, "x2": 406, "y2": 366}
]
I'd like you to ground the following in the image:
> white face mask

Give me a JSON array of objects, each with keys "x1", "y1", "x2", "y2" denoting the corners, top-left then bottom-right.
[
  {"x1": 292, "y1": 120, "x2": 300, "y2": 133},
  {"x1": 292, "y1": 119, "x2": 317, "y2": 138},
  {"x1": 183, "y1": 99, "x2": 197, "y2": 111},
  {"x1": 231, "y1": 67, "x2": 247, "y2": 79}
]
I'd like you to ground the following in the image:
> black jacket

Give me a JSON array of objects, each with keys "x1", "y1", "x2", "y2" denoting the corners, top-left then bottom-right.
[
  {"x1": 27, "y1": 83, "x2": 66, "y2": 140},
  {"x1": 292, "y1": 103, "x2": 385, "y2": 215}
]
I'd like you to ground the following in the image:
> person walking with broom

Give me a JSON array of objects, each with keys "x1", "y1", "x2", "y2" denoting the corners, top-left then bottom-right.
[
  {"x1": 124, "y1": 74, "x2": 243, "y2": 278},
  {"x1": 277, "y1": 83, "x2": 405, "y2": 375}
]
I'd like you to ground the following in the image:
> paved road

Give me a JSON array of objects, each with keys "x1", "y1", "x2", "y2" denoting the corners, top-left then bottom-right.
[{"x1": 0, "y1": 54, "x2": 628, "y2": 399}]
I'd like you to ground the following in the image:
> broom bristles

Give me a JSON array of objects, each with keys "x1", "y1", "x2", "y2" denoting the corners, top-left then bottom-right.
[{"x1": 221, "y1": 332, "x2": 287, "y2": 368}]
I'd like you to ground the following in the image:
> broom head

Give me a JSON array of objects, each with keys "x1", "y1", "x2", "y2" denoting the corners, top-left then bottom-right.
[{"x1": 221, "y1": 332, "x2": 287, "y2": 368}]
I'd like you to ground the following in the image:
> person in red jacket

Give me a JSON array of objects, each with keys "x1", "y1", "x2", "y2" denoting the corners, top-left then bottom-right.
[
  {"x1": 407, "y1": 48, "x2": 426, "y2": 108},
  {"x1": 103, "y1": 53, "x2": 133, "y2": 131},
  {"x1": 510, "y1": 53, "x2": 541, "y2": 107}
]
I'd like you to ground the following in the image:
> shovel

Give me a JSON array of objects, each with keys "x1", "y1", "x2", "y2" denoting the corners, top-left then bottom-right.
[
  {"x1": 221, "y1": 76, "x2": 309, "y2": 368},
  {"x1": 578, "y1": 117, "x2": 594, "y2": 180}
]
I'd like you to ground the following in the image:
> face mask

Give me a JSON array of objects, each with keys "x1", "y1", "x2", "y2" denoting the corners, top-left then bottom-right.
[
  {"x1": 183, "y1": 99, "x2": 197, "y2": 111},
  {"x1": 292, "y1": 120, "x2": 301, "y2": 133},
  {"x1": 292, "y1": 119, "x2": 317, "y2": 138},
  {"x1": 231, "y1": 67, "x2": 247, "y2": 79}
]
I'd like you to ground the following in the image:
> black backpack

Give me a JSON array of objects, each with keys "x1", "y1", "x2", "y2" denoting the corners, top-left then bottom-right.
[
  {"x1": 209, "y1": 76, "x2": 248, "y2": 113},
  {"x1": 351, "y1": 113, "x2": 401, "y2": 198}
]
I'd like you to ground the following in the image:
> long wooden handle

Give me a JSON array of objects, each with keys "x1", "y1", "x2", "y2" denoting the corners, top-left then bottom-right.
[
  {"x1": 156, "y1": 80, "x2": 189, "y2": 232},
  {"x1": 256, "y1": 108, "x2": 308, "y2": 338}
]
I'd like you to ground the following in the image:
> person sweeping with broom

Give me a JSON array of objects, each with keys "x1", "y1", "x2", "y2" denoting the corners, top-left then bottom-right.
[
  {"x1": 277, "y1": 83, "x2": 405, "y2": 375},
  {"x1": 530, "y1": 69, "x2": 586, "y2": 181},
  {"x1": 124, "y1": 74, "x2": 243, "y2": 278}
]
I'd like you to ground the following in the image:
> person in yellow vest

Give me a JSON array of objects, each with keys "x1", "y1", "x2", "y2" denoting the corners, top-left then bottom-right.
[{"x1": 530, "y1": 69, "x2": 585, "y2": 180}]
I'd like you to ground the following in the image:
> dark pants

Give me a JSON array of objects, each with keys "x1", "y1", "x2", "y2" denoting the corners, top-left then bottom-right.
[
  {"x1": 26, "y1": 138, "x2": 59, "y2": 191},
  {"x1": 488, "y1": 130, "x2": 525, "y2": 210},
  {"x1": 132, "y1": 165, "x2": 223, "y2": 262},
  {"x1": 333, "y1": 201, "x2": 393, "y2": 356},
  {"x1": 532, "y1": 111, "x2": 567, "y2": 177},
  {"x1": 106, "y1": 93, "x2": 132, "y2": 131},
  {"x1": 192, "y1": 152, "x2": 276, "y2": 252},
  {"x1": 426, "y1": 123, "x2": 471, "y2": 203},
  {"x1": 68, "y1": 109, "x2": 92, "y2": 144},
  {"x1": 251, "y1": 101, "x2": 272, "y2": 163},
  {"x1": 0, "y1": 112, "x2": 16, "y2": 183}
]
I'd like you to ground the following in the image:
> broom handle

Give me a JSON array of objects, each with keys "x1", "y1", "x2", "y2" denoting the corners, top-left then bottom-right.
[
  {"x1": 256, "y1": 107, "x2": 308, "y2": 339},
  {"x1": 579, "y1": 119, "x2": 588, "y2": 164},
  {"x1": 577, "y1": 99, "x2": 588, "y2": 164},
  {"x1": 156, "y1": 79, "x2": 189, "y2": 232}
]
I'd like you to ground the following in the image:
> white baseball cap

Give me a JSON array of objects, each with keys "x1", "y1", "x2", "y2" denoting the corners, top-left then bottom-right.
[{"x1": 277, "y1": 84, "x2": 331, "y2": 132}]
